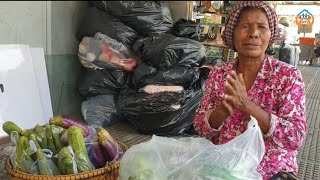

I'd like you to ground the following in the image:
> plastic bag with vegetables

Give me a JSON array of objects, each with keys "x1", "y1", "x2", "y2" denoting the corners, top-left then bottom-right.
[
  {"x1": 37, "y1": 149, "x2": 60, "y2": 175},
  {"x1": 119, "y1": 117, "x2": 265, "y2": 180},
  {"x1": 85, "y1": 133, "x2": 107, "y2": 169},
  {"x1": 57, "y1": 146, "x2": 78, "y2": 175}
]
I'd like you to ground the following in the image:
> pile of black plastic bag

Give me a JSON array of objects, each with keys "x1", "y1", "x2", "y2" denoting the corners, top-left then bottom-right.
[{"x1": 77, "y1": 1, "x2": 208, "y2": 135}]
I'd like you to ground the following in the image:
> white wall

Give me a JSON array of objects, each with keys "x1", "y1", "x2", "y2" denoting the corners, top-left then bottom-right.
[
  {"x1": 0, "y1": 1, "x2": 47, "y2": 51},
  {"x1": 0, "y1": 1, "x2": 88, "y2": 55},
  {"x1": 48, "y1": 1, "x2": 88, "y2": 55},
  {"x1": 0, "y1": 1, "x2": 195, "y2": 54}
]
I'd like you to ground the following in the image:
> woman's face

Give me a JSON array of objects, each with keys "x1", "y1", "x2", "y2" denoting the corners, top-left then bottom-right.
[{"x1": 233, "y1": 8, "x2": 271, "y2": 59}]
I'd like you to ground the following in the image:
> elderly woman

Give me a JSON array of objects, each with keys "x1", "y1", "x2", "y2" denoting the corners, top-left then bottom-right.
[{"x1": 194, "y1": 1, "x2": 307, "y2": 180}]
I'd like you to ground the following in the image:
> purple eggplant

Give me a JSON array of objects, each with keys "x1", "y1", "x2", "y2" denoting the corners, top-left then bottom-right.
[
  {"x1": 97, "y1": 127, "x2": 123, "y2": 163},
  {"x1": 49, "y1": 115, "x2": 91, "y2": 137},
  {"x1": 85, "y1": 135, "x2": 107, "y2": 169}
]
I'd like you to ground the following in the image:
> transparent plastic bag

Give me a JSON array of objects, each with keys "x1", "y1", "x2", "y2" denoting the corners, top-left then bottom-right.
[
  {"x1": 141, "y1": 85, "x2": 184, "y2": 94},
  {"x1": 21, "y1": 155, "x2": 39, "y2": 175},
  {"x1": 118, "y1": 117, "x2": 265, "y2": 180},
  {"x1": 85, "y1": 134, "x2": 107, "y2": 169},
  {"x1": 5, "y1": 132, "x2": 39, "y2": 174},
  {"x1": 57, "y1": 146, "x2": 78, "y2": 175},
  {"x1": 94, "y1": 32, "x2": 134, "y2": 59},
  {"x1": 37, "y1": 149, "x2": 61, "y2": 175},
  {"x1": 4, "y1": 145, "x2": 17, "y2": 170},
  {"x1": 78, "y1": 33, "x2": 137, "y2": 71}
]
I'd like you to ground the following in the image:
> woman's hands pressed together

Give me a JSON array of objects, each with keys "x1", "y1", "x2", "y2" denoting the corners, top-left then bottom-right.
[
  {"x1": 224, "y1": 70, "x2": 252, "y2": 116},
  {"x1": 222, "y1": 70, "x2": 271, "y2": 134}
]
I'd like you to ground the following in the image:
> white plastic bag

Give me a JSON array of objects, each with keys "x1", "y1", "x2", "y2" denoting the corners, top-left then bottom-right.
[{"x1": 118, "y1": 116, "x2": 265, "y2": 180}]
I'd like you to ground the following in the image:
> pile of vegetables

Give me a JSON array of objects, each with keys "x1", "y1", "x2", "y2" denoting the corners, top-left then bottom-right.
[{"x1": 2, "y1": 115, "x2": 124, "y2": 175}]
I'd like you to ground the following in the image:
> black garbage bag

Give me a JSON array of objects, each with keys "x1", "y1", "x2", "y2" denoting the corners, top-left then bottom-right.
[
  {"x1": 131, "y1": 61, "x2": 200, "y2": 90},
  {"x1": 130, "y1": 34, "x2": 206, "y2": 89},
  {"x1": 81, "y1": 94, "x2": 123, "y2": 127},
  {"x1": 76, "y1": 7, "x2": 139, "y2": 48},
  {"x1": 133, "y1": 34, "x2": 206, "y2": 69},
  {"x1": 78, "y1": 68, "x2": 131, "y2": 97},
  {"x1": 88, "y1": 1, "x2": 108, "y2": 11},
  {"x1": 172, "y1": 18, "x2": 200, "y2": 41},
  {"x1": 114, "y1": 84, "x2": 203, "y2": 135},
  {"x1": 92, "y1": 1, "x2": 173, "y2": 36}
]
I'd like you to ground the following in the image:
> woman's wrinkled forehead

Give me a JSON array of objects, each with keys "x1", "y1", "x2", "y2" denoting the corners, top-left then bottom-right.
[
  {"x1": 222, "y1": 1, "x2": 280, "y2": 50},
  {"x1": 239, "y1": 7, "x2": 265, "y2": 20},
  {"x1": 237, "y1": 7, "x2": 269, "y2": 25}
]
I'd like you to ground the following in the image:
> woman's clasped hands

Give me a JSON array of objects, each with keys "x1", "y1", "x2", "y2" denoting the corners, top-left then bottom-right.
[{"x1": 222, "y1": 70, "x2": 252, "y2": 116}]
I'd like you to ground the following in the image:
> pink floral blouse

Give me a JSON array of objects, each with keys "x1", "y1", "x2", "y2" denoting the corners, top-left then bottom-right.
[{"x1": 194, "y1": 56, "x2": 307, "y2": 180}]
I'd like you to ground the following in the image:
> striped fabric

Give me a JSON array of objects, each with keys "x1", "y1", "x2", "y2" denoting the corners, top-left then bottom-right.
[{"x1": 222, "y1": 1, "x2": 281, "y2": 50}]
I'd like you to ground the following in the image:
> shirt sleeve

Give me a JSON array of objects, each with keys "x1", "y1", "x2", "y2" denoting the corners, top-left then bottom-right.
[
  {"x1": 264, "y1": 68, "x2": 307, "y2": 151},
  {"x1": 193, "y1": 67, "x2": 224, "y2": 140}
]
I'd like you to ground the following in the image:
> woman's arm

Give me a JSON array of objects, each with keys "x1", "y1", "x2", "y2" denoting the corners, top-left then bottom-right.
[
  {"x1": 263, "y1": 69, "x2": 307, "y2": 150},
  {"x1": 207, "y1": 100, "x2": 234, "y2": 129},
  {"x1": 225, "y1": 69, "x2": 307, "y2": 150},
  {"x1": 224, "y1": 70, "x2": 272, "y2": 134},
  {"x1": 194, "y1": 67, "x2": 226, "y2": 140}
]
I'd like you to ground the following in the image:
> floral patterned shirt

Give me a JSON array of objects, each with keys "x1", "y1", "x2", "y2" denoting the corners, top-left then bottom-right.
[{"x1": 194, "y1": 56, "x2": 307, "y2": 180}]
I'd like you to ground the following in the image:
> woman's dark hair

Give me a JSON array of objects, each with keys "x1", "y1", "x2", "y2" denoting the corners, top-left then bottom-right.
[{"x1": 266, "y1": 46, "x2": 276, "y2": 55}]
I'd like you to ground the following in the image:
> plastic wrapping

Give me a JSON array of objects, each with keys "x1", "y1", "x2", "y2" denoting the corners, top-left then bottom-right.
[
  {"x1": 85, "y1": 134, "x2": 107, "y2": 169},
  {"x1": 142, "y1": 85, "x2": 184, "y2": 94},
  {"x1": 43, "y1": 149, "x2": 60, "y2": 175},
  {"x1": 67, "y1": 126, "x2": 95, "y2": 173},
  {"x1": 21, "y1": 154, "x2": 39, "y2": 175},
  {"x1": 115, "y1": 84, "x2": 203, "y2": 135},
  {"x1": 78, "y1": 35, "x2": 137, "y2": 71},
  {"x1": 119, "y1": 117, "x2": 265, "y2": 180},
  {"x1": 172, "y1": 18, "x2": 200, "y2": 41},
  {"x1": 57, "y1": 146, "x2": 78, "y2": 175},
  {"x1": 37, "y1": 149, "x2": 60, "y2": 175},
  {"x1": 81, "y1": 94, "x2": 122, "y2": 127},
  {"x1": 51, "y1": 125, "x2": 65, "y2": 152},
  {"x1": 96, "y1": 127, "x2": 124, "y2": 163},
  {"x1": 94, "y1": 32, "x2": 136, "y2": 58},
  {"x1": 95, "y1": 1, "x2": 173, "y2": 36},
  {"x1": 4, "y1": 145, "x2": 16, "y2": 169},
  {"x1": 76, "y1": 7, "x2": 139, "y2": 48},
  {"x1": 4, "y1": 132, "x2": 21, "y2": 170}
]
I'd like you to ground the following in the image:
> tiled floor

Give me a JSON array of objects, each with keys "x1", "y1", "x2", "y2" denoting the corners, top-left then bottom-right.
[
  {"x1": 0, "y1": 64, "x2": 319, "y2": 179},
  {"x1": 296, "y1": 65, "x2": 320, "y2": 180}
]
